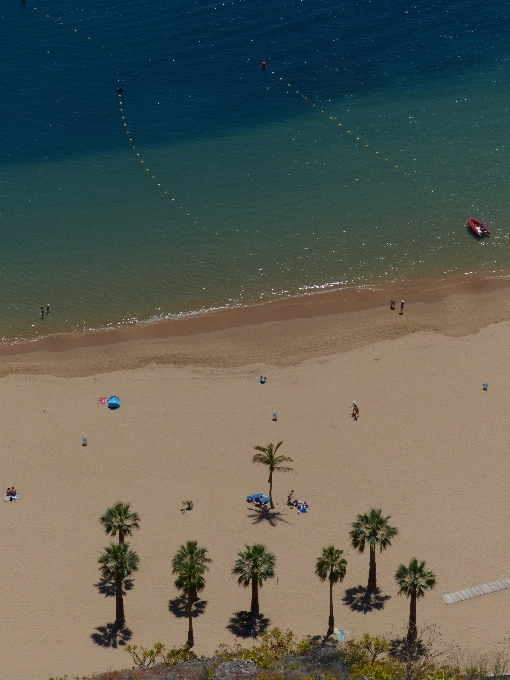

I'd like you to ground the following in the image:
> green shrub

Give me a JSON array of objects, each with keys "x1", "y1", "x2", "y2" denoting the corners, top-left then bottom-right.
[
  {"x1": 214, "y1": 628, "x2": 315, "y2": 670},
  {"x1": 125, "y1": 642, "x2": 197, "y2": 668}
]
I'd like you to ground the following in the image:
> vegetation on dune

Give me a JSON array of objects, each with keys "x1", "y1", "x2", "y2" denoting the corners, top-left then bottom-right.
[
  {"x1": 214, "y1": 628, "x2": 315, "y2": 669},
  {"x1": 232, "y1": 543, "x2": 276, "y2": 617},
  {"x1": 51, "y1": 627, "x2": 510, "y2": 680},
  {"x1": 124, "y1": 643, "x2": 197, "y2": 667},
  {"x1": 315, "y1": 546, "x2": 347, "y2": 637},
  {"x1": 252, "y1": 442, "x2": 294, "y2": 509},
  {"x1": 349, "y1": 508, "x2": 398, "y2": 591}
]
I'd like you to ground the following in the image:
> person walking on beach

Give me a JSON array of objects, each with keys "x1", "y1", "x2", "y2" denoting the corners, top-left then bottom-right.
[
  {"x1": 40, "y1": 306, "x2": 44, "y2": 318},
  {"x1": 400, "y1": 300, "x2": 405, "y2": 314},
  {"x1": 352, "y1": 401, "x2": 359, "y2": 420}
]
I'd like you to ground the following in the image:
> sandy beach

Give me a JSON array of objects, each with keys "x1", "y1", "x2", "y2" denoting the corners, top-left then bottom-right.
[{"x1": 2, "y1": 280, "x2": 510, "y2": 679}]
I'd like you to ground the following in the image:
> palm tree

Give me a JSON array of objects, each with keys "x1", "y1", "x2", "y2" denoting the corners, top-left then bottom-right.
[
  {"x1": 100, "y1": 502, "x2": 140, "y2": 545},
  {"x1": 252, "y1": 441, "x2": 294, "y2": 509},
  {"x1": 315, "y1": 546, "x2": 347, "y2": 636},
  {"x1": 98, "y1": 542, "x2": 139, "y2": 627},
  {"x1": 232, "y1": 543, "x2": 275, "y2": 617},
  {"x1": 171, "y1": 541, "x2": 211, "y2": 648},
  {"x1": 395, "y1": 558, "x2": 436, "y2": 641},
  {"x1": 350, "y1": 508, "x2": 398, "y2": 591}
]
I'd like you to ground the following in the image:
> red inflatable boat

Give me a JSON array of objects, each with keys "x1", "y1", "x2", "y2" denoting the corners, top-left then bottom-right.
[{"x1": 468, "y1": 218, "x2": 491, "y2": 237}]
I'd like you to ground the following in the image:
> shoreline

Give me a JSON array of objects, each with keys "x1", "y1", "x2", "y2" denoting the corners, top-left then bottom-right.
[{"x1": 2, "y1": 271, "x2": 510, "y2": 377}]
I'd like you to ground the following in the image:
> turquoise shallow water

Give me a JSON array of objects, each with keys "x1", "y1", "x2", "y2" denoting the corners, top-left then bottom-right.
[{"x1": 1, "y1": 0, "x2": 510, "y2": 342}]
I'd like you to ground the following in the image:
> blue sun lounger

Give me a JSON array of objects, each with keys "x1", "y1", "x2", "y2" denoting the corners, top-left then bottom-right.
[
  {"x1": 257, "y1": 496, "x2": 270, "y2": 506},
  {"x1": 247, "y1": 493, "x2": 264, "y2": 502}
]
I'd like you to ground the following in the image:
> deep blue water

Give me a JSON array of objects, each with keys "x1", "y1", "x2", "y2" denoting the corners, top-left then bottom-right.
[
  {"x1": 1, "y1": 0, "x2": 510, "y2": 341},
  {"x1": 2, "y1": 0, "x2": 508, "y2": 166}
]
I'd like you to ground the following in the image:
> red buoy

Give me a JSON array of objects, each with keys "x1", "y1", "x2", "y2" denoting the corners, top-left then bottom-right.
[{"x1": 261, "y1": 61, "x2": 267, "y2": 69}]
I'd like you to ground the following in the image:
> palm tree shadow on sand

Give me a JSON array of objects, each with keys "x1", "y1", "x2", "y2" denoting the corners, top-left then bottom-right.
[
  {"x1": 168, "y1": 594, "x2": 208, "y2": 619},
  {"x1": 247, "y1": 507, "x2": 289, "y2": 527},
  {"x1": 94, "y1": 578, "x2": 134, "y2": 597},
  {"x1": 342, "y1": 585, "x2": 391, "y2": 613},
  {"x1": 90, "y1": 622, "x2": 132, "y2": 648},
  {"x1": 389, "y1": 636, "x2": 426, "y2": 660},
  {"x1": 226, "y1": 611, "x2": 270, "y2": 638}
]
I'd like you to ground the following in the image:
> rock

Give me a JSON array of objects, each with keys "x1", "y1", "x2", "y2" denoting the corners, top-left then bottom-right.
[{"x1": 213, "y1": 660, "x2": 258, "y2": 680}]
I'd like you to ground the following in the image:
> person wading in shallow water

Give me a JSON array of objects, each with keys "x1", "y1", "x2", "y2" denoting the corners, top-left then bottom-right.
[{"x1": 40, "y1": 307, "x2": 44, "y2": 319}]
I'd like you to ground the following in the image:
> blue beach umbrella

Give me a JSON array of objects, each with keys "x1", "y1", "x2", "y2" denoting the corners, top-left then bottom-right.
[{"x1": 107, "y1": 396, "x2": 121, "y2": 410}]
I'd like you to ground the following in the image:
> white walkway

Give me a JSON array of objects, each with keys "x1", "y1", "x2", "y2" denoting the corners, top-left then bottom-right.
[{"x1": 441, "y1": 578, "x2": 510, "y2": 604}]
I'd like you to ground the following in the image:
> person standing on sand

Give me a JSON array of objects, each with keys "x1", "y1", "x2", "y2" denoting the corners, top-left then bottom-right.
[
  {"x1": 390, "y1": 300, "x2": 396, "y2": 310},
  {"x1": 400, "y1": 300, "x2": 405, "y2": 314},
  {"x1": 352, "y1": 401, "x2": 359, "y2": 420}
]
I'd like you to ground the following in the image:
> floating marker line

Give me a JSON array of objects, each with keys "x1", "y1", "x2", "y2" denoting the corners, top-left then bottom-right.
[
  {"x1": 28, "y1": 5, "x2": 200, "y2": 225},
  {"x1": 268, "y1": 68, "x2": 436, "y2": 194},
  {"x1": 26, "y1": 7, "x2": 435, "y2": 202}
]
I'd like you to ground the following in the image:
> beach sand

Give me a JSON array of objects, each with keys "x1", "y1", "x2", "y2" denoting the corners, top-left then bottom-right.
[{"x1": 2, "y1": 281, "x2": 510, "y2": 679}]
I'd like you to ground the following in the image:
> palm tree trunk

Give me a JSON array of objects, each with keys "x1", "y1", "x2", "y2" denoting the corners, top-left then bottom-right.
[
  {"x1": 115, "y1": 573, "x2": 125, "y2": 627},
  {"x1": 187, "y1": 591, "x2": 194, "y2": 647},
  {"x1": 368, "y1": 545, "x2": 377, "y2": 591},
  {"x1": 119, "y1": 530, "x2": 124, "y2": 545},
  {"x1": 407, "y1": 589, "x2": 417, "y2": 641},
  {"x1": 327, "y1": 578, "x2": 334, "y2": 636},
  {"x1": 251, "y1": 574, "x2": 260, "y2": 617},
  {"x1": 269, "y1": 469, "x2": 274, "y2": 509}
]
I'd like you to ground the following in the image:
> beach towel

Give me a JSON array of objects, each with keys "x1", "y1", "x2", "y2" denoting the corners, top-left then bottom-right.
[
  {"x1": 332, "y1": 628, "x2": 349, "y2": 641},
  {"x1": 99, "y1": 397, "x2": 107, "y2": 405}
]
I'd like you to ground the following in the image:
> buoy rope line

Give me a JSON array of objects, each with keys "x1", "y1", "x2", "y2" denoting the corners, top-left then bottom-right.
[
  {"x1": 116, "y1": 91, "x2": 199, "y2": 224},
  {"x1": 26, "y1": 6, "x2": 435, "y2": 210},
  {"x1": 26, "y1": 4, "x2": 200, "y2": 225},
  {"x1": 267, "y1": 68, "x2": 437, "y2": 195}
]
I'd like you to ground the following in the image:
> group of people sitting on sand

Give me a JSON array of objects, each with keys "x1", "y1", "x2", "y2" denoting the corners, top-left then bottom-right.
[
  {"x1": 287, "y1": 490, "x2": 309, "y2": 513},
  {"x1": 4, "y1": 487, "x2": 18, "y2": 501},
  {"x1": 259, "y1": 375, "x2": 267, "y2": 384}
]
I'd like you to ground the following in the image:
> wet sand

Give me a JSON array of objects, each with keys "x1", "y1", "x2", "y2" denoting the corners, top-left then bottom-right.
[{"x1": 2, "y1": 271, "x2": 510, "y2": 377}]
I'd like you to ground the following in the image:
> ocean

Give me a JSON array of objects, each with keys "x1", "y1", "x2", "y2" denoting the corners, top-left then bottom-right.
[{"x1": 1, "y1": 0, "x2": 510, "y2": 342}]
